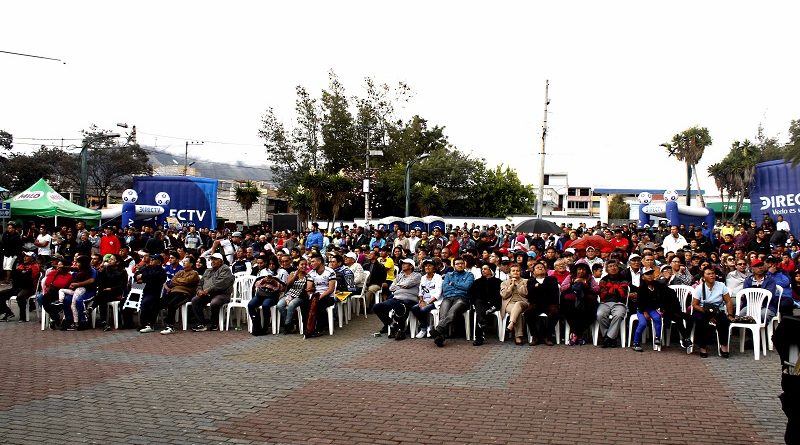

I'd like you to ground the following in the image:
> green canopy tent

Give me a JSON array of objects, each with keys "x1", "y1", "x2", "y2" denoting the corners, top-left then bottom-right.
[{"x1": 9, "y1": 178, "x2": 100, "y2": 224}]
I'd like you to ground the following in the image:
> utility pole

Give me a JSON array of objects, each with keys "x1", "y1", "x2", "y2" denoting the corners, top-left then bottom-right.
[
  {"x1": 184, "y1": 141, "x2": 204, "y2": 175},
  {"x1": 536, "y1": 80, "x2": 550, "y2": 218},
  {"x1": 364, "y1": 133, "x2": 370, "y2": 225}
]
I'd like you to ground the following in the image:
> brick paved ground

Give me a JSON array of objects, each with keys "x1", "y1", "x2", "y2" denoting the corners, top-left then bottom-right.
[{"x1": 0, "y1": 310, "x2": 788, "y2": 445}]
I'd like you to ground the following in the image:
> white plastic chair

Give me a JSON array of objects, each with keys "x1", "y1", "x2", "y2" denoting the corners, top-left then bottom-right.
[
  {"x1": 665, "y1": 285, "x2": 694, "y2": 349},
  {"x1": 431, "y1": 306, "x2": 471, "y2": 340},
  {"x1": 473, "y1": 310, "x2": 506, "y2": 341},
  {"x1": 91, "y1": 301, "x2": 120, "y2": 330},
  {"x1": 626, "y1": 313, "x2": 660, "y2": 350},
  {"x1": 767, "y1": 285, "x2": 783, "y2": 351},
  {"x1": 9, "y1": 271, "x2": 44, "y2": 322},
  {"x1": 275, "y1": 306, "x2": 304, "y2": 335},
  {"x1": 728, "y1": 288, "x2": 769, "y2": 360},
  {"x1": 349, "y1": 272, "x2": 370, "y2": 318},
  {"x1": 592, "y1": 292, "x2": 628, "y2": 348},
  {"x1": 225, "y1": 275, "x2": 257, "y2": 331}
]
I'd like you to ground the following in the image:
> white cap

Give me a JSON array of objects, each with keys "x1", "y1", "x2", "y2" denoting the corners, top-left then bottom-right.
[
  {"x1": 400, "y1": 258, "x2": 415, "y2": 266},
  {"x1": 210, "y1": 253, "x2": 224, "y2": 260},
  {"x1": 345, "y1": 252, "x2": 358, "y2": 260}
]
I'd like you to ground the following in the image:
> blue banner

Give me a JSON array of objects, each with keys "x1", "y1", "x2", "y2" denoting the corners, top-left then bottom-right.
[
  {"x1": 132, "y1": 176, "x2": 218, "y2": 229},
  {"x1": 751, "y1": 160, "x2": 800, "y2": 232}
]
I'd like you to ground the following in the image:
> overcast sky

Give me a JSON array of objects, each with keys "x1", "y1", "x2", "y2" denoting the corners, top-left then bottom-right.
[{"x1": 2, "y1": 1, "x2": 799, "y2": 195}]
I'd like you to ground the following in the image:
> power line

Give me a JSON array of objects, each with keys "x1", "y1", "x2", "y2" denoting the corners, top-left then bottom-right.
[
  {"x1": 0, "y1": 50, "x2": 65, "y2": 64},
  {"x1": 15, "y1": 137, "x2": 81, "y2": 141},
  {"x1": 138, "y1": 131, "x2": 263, "y2": 147}
]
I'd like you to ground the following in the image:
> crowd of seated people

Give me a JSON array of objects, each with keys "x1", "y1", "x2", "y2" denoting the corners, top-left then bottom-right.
[{"x1": 0, "y1": 215, "x2": 796, "y2": 358}]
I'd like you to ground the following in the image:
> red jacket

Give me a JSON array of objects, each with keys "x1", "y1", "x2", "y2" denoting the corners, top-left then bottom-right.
[
  {"x1": 44, "y1": 269, "x2": 73, "y2": 293},
  {"x1": 99, "y1": 235, "x2": 121, "y2": 256}
]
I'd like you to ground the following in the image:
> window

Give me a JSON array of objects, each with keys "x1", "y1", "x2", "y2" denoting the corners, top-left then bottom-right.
[{"x1": 567, "y1": 201, "x2": 589, "y2": 210}]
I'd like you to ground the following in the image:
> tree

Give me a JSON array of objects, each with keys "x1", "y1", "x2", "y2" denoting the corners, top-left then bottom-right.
[
  {"x1": 288, "y1": 185, "x2": 311, "y2": 228},
  {"x1": 608, "y1": 194, "x2": 630, "y2": 220},
  {"x1": 785, "y1": 119, "x2": 800, "y2": 166},
  {"x1": 320, "y1": 71, "x2": 358, "y2": 173},
  {"x1": 301, "y1": 170, "x2": 330, "y2": 222},
  {"x1": 470, "y1": 166, "x2": 537, "y2": 217},
  {"x1": 0, "y1": 130, "x2": 12, "y2": 151},
  {"x1": 234, "y1": 180, "x2": 262, "y2": 227},
  {"x1": 708, "y1": 141, "x2": 759, "y2": 222},
  {"x1": 0, "y1": 145, "x2": 70, "y2": 193},
  {"x1": 661, "y1": 126, "x2": 712, "y2": 206},
  {"x1": 81, "y1": 125, "x2": 152, "y2": 206},
  {"x1": 415, "y1": 184, "x2": 444, "y2": 216},
  {"x1": 327, "y1": 173, "x2": 356, "y2": 225},
  {"x1": 259, "y1": 108, "x2": 303, "y2": 192}
]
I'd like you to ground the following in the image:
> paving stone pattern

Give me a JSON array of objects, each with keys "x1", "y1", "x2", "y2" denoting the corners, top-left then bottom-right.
[{"x1": 0, "y1": 314, "x2": 787, "y2": 444}]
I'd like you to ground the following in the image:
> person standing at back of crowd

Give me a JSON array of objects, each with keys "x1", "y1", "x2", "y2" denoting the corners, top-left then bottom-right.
[
  {"x1": 136, "y1": 255, "x2": 168, "y2": 333},
  {"x1": 34, "y1": 225, "x2": 52, "y2": 266},
  {"x1": 2, "y1": 222, "x2": 22, "y2": 285}
]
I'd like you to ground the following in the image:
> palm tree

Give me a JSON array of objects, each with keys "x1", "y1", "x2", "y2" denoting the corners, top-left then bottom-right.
[
  {"x1": 290, "y1": 185, "x2": 312, "y2": 228},
  {"x1": 661, "y1": 126, "x2": 712, "y2": 206},
  {"x1": 415, "y1": 183, "x2": 442, "y2": 216},
  {"x1": 327, "y1": 173, "x2": 355, "y2": 226},
  {"x1": 302, "y1": 170, "x2": 330, "y2": 222},
  {"x1": 234, "y1": 181, "x2": 262, "y2": 227},
  {"x1": 707, "y1": 140, "x2": 759, "y2": 221}
]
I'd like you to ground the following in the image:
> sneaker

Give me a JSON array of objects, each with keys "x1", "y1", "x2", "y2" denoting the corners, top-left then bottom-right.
[
  {"x1": 569, "y1": 333, "x2": 577, "y2": 346},
  {"x1": 633, "y1": 343, "x2": 644, "y2": 352},
  {"x1": 160, "y1": 326, "x2": 175, "y2": 335},
  {"x1": 545, "y1": 337, "x2": 555, "y2": 346},
  {"x1": 434, "y1": 335, "x2": 445, "y2": 348},
  {"x1": 378, "y1": 325, "x2": 388, "y2": 334},
  {"x1": 473, "y1": 336, "x2": 485, "y2": 346},
  {"x1": 103, "y1": 324, "x2": 112, "y2": 332},
  {"x1": 139, "y1": 325, "x2": 155, "y2": 333},
  {"x1": 577, "y1": 338, "x2": 586, "y2": 346},
  {"x1": 415, "y1": 328, "x2": 427, "y2": 339},
  {"x1": 426, "y1": 327, "x2": 432, "y2": 338},
  {"x1": 601, "y1": 336, "x2": 611, "y2": 348},
  {"x1": 654, "y1": 337, "x2": 661, "y2": 347},
  {"x1": 66, "y1": 323, "x2": 78, "y2": 331},
  {"x1": 0, "y1": 312, "x2": 14, "y2": 321},
  {"x1": 208, "y1": 325, "x2": 219, "y2": 331},
  {"x1": 395, "y1": 330, "x2": 406, "y2": 341},
  {"x1": 192, "y1": 324, "x2": 208, "y2": 332},
  {"x1": 49, "y1": 320, "x2": 58, "y2": 330},
  {"x1": 683, "y1": 338, "x2": 693, "y2": 350}
]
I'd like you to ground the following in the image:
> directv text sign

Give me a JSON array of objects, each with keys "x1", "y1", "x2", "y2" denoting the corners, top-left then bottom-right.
[
  {"x1": 751, "y1": 160, "x2": 800, "y2": 229},
  {"x1": 133, "y1": 176, "x2": 218, "y2": 229}
]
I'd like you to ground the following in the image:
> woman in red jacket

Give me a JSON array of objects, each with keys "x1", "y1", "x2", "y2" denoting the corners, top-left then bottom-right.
[{"x1": 42, "y1": 259, "x2": 73, "y2": 329}]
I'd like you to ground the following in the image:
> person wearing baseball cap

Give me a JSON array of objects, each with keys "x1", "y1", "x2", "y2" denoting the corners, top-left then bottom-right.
[
  {"x1": 373, "y1": 257, "x2": 421, "y2": 341},
  {"x1": 343, "y1": 252, "x2": 365, "y2": 288},
  {"x1": 630, "y1": 268, "x2": 663, "y2": 352},
  {"x1": 0, "y1": 251, "x2": 40, "y2": 322},
  {"x1": 742, "y1": 258, "x2": 782, "y2": 324},
  {"x1": 190, "y1": 252, "x2": 235, "y2": 332}
]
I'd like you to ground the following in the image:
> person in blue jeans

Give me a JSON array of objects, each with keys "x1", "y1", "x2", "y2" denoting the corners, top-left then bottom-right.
[
  {"x1": 248, "y1": 256, "x2": 288, "y2": 336},
  {"x1": 631, "y1": 268, "x2": 663, "y2": 352}
]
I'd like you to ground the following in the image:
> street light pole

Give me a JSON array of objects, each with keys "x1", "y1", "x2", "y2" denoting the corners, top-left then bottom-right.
[
  {"x1": 404, "y1": 153, "x2": 430, "y2": 217},
  {"x1": 80, "y1": 132, "x2": 120, "y2": 207},
  {"x1": 184, "y1": 141, "x2": 204, "y2": 175}
]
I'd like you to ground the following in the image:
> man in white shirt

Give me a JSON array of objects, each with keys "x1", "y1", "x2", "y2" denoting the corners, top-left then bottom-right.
[
  {"x1": 34, "y1": 226, "x2": 52, "y2": 264},
  {"x1": 661, "y1": 225, "x2": 688, "y2": 255},
  {"x1": 344, "y1": 251, "x2": 365, "y2": 288},
  {"x1": 776, "y1": 215, "x2": 791, "y2": 234}
]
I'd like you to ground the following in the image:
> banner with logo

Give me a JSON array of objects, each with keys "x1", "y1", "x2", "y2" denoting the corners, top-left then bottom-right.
[
  {"x1": 133, "y1": 176, "x2": 218, "y2": 229},
  {"x1": 751, "y1": 160, "x2": 800, "y2": 231}
]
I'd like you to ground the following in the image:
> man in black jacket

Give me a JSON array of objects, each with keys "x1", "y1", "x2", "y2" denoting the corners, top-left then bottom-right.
[
  {"x1": 526, "y1": 261, "x2": 560, "y2": 345},
  {"x1": 469, "y1": 264, "x2": 501, "y2": 346},
  {"x1": 2, "y1": 223, "x2": 22, "y2": 284},
  {"x1": 363, "y1": 250, "x2": 386, "y2": 313}
]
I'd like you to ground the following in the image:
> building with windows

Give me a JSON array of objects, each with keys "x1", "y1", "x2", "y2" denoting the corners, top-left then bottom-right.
[{"x1": 538, "y1": 173, "x2": 600, "y2": 217}]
